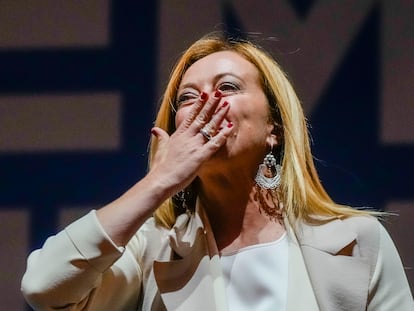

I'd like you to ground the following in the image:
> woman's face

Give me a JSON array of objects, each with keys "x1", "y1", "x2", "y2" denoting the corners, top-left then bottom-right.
[{"x1": 175, "y1": 50, "x2": 276, "y2": 167}]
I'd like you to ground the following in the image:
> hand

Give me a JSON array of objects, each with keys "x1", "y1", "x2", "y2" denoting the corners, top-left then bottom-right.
[{"x1": 150, "y1": 91, "x2": 233, "y2": 196}]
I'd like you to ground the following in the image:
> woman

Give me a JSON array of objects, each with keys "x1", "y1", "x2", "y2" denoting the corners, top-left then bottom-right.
[{"x1": 21, "y1": 34, "x2": 413, "y2": 310}]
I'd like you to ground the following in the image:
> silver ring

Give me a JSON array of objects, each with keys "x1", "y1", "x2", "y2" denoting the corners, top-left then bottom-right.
[{"x1": 200, "y1": 127, "x2": 212, "y2": 140}]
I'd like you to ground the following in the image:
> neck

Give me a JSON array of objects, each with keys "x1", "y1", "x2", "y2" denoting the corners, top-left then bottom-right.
[{"x1": 197, "y1": 169, "x2": 285, "y2": 252}]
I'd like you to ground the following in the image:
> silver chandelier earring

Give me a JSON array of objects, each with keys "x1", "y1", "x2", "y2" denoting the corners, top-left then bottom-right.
[
  {"x1": 255, "y1": 149, "x2": 282, "y2": 190},
  {"x1": 254, "y1": 146, "x2": 283, "y2": 222}
]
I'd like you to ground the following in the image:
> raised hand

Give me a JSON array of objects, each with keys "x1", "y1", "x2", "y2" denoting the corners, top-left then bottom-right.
[
  {"x1": 150, "y1": 91, "x2": 233, "y2": 197},
  {"x1": 96, "y1": 91, "x2": 233, "y2": 245}
]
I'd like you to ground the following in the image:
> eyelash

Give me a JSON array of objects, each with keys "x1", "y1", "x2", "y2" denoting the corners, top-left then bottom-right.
[
  {"x1": 176, "y1": 92, "x2": 198, "y2": 107},
  {"x1": 176, "y1": 82, "x2": 241, "y2": 107},
  {"x1": 217, "y1": 82, "x2": 240, "y2": 92}
]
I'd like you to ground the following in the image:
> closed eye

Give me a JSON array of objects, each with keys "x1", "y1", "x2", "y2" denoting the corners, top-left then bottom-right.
[
  {"x1": 176, "y1": 92, "x2": 198, "y2": 108},
  {"x1": 217, "y1": 82, "x2": 240, "y2": 93}
]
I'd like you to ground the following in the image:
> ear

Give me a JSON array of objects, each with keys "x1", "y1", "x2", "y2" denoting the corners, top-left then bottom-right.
[
  {"x1": 266, "y1": 123, "x2": 282, "y2": 147},
  {"x1": 266, "y1": 133, "x2": 278, "y2": 148}
]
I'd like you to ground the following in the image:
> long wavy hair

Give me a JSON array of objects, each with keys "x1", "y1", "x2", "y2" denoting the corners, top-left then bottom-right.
[{"x1": 149, "y1": 33, "x2": 375, "y2": 228}]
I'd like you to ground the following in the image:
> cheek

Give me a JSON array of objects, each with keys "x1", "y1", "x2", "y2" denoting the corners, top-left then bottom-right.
[
  {"x1": 174, "y1": 108, "x2": 188, "y2": 128},
  {"x1": 234, "y1": 107, "x2": 272, "y2": 138}
]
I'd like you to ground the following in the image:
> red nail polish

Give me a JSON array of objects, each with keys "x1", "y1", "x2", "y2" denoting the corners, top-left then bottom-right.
[
  {"x1": 200, "y1": 92, "x2": 208, "y2": 100},
  {"x1": 222, "y1": 101, "x2": 229, "y2": 108},
  {"x1": 227, "y1": 122, "x2": 233, "y2": 128},
  {"x1": 214, "y1": 90, "x2": 222, "y2": 98}
]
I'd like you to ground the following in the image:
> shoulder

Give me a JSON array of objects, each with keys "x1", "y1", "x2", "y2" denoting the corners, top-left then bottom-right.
[
  {"x1": 294, "y1": 214, "x2": 382, "y2": 261},
  {"x1": 341, "y1": 214, "x2": 380, "y2": 234},
  {"x1": 295, "y1": 214, "x2": 380, "y2": 245}
]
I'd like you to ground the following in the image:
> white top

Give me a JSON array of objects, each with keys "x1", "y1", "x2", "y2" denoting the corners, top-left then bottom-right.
[{"x1": 220, "y1": 233, "x2": 289, "y2": 311}]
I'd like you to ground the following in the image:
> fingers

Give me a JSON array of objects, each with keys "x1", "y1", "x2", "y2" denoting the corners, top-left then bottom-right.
[
  {"x1": 151, "y1": 127, "x2": 170, "y2": 152},
  {"x1": 199, "y1": 100, "x2": 231, "y2": 141},
  {"x1": 205, "y1": 120, "x2": 234, "y2": 151},
  {"x1": 193, "y1": 90, "x2": 222, "y2": 127},
  {"x1": 151, "y1": 127, "x2": 169, "y2": 141},
  {"x1": 173, "y1": 89, "x2": 233, "y2": 149},
  {"x1": 150, "y1": 127, "x2": 170, "y2": 164},
  {"x1": 180, "y1": 91, "x2": 223, "y2": 132}
]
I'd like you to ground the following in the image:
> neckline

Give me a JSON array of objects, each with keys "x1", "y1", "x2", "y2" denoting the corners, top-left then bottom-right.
[{"x1": 220, "y1": 232, "x2": 287, "y2": 257}]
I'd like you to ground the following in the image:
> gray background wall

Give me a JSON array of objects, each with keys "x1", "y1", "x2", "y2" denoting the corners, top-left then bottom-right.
[{"x1": 0, "y1": 1, "x2": 412, "y2": 309}]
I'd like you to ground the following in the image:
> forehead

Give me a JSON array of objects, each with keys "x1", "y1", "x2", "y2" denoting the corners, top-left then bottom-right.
[{"x1": 181, "y1": 50, "x2": 260, "y2": 84}]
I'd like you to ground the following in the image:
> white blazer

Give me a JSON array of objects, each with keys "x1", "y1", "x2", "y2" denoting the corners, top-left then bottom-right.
[{"x1": 22, "y1": 204, "x2": 413, "y2": 310}]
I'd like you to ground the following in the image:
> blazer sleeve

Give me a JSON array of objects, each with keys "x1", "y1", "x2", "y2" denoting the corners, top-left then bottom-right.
[
  {"x1": 21, "y1": 210, "x2": 143, "y2": 311},
  {"x1": 367, "y1": 223, "x2": 414, "y2": 310}
]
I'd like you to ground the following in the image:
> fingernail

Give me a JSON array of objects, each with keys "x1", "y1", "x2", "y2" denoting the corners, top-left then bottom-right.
[
  {"x1": 227, "y1": 122, "x2": 233, "y2": 128},
  {"x1": 222, "y1": 101, "x2": 229, "y2": 108},
  {"x1": 214, "y1": 90, "x2": 222, "y2": 98},
  {"x1": 200, "y1": 92, "x2": 208, "y2": 101}
]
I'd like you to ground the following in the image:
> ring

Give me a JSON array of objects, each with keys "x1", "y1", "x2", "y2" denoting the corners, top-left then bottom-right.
[{"x1": 200, "y1": 127, "x2": 212, "y2": 140}]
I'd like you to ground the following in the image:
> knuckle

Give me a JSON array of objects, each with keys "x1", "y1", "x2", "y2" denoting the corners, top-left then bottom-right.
[
  {"x1": 210, "y1": 136, "x2": 223, "y2": 148},
  {"x1": 196, "y1": 112, "x2": 208, "y2": 124}
]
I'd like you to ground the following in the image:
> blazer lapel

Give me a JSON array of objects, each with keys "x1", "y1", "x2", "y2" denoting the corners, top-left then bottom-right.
[
  {"x1": 285, "y1": 220, "x2": 320, "y2": 311},
  {"x1": 153, "y1": 205, "x2": 227, "y2": 311},
  {"x1": 295, "y1": 218, "x2": 371, "y2": 311}
]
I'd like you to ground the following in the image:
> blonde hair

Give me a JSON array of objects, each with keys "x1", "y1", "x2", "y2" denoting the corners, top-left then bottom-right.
[{"x1": 150, "y1": 33, "x2": 375, "y2": 228}]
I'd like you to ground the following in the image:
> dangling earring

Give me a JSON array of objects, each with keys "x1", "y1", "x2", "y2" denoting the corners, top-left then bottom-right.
[
  {"x1": 255, "y1": 150, "x2": 282, "y2": 190},
  {"x1": 254, "y1": 146, "x2": 283, "y2": 222}
]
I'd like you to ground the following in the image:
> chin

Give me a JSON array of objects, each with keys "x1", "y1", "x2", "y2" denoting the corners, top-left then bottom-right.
[
  {"x1": 214, "y1": 143, "x2": 232, "y2": 158},
  {"x1": 202, "y1": 147, "x2": 230, "y2": 167}
]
